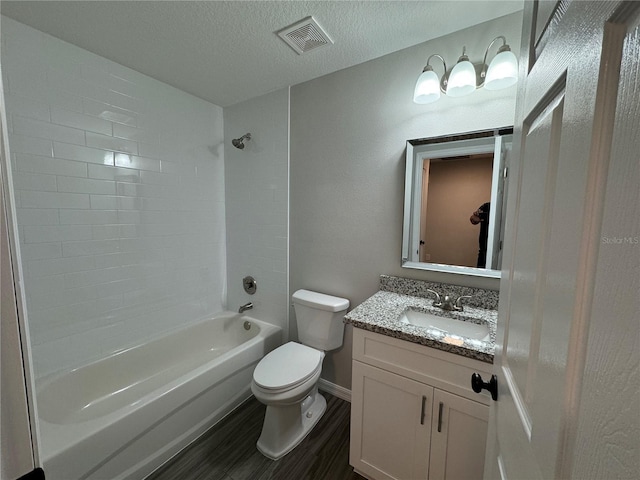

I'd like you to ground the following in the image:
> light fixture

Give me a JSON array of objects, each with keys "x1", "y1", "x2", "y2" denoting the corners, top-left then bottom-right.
[
  {"x1": 446, "y1": 47, "x2": 476, "y2": 98},
  {"x1": 413, "y1": 36, "x2": 518, "y2": 104},
  {"x1": 413, "y1": 54, "x2": 446, "y2": 104}
]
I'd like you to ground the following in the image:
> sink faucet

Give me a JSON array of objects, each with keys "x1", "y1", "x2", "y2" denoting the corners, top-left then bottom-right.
[
  {"x1": 238, "y1": 302, "x2": 253, "y2": 314},
  {"x1": 454, "y1": 295, "x2": 472, "y2": 312},
  {"x1": 426, "y1": 289, "x2": 472, "y2": 312}
]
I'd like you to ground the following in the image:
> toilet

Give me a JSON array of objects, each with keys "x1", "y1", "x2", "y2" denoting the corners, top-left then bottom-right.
[{"x1": 251, "y1": 289, "x2": 350, "y2": 460}]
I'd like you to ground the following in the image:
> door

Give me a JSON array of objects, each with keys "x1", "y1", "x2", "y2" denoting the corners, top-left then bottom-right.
[
  {"x1": 486, "y1": 136, "x2": 509, "y2": 270},
  {"x1": 485, "y1": 2, "x2": 640, "y2": 479},
  {"x1": 350, "y1": 361, "x2": 433, "y2": 480},
  {"x1": 429, "y1": 390, "x2": 488, "y2": 480}
]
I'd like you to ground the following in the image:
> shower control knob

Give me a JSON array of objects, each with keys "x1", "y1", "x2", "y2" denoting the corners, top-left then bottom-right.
[
  {"x1": 471, "y1": 373, "x2": 498, "y2": 401},
  {"x1": 243, "y1": 275, "x2": 257, "y2": 294}
]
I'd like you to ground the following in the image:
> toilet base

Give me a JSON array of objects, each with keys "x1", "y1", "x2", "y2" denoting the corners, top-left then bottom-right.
[{"x1": 256, "y1": 388, "x2": 327, "y2": 460}]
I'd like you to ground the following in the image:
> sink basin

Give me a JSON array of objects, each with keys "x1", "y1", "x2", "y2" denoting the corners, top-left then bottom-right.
[{"x1": 399, "y1": 309, "x2": 490, "y2": 341}]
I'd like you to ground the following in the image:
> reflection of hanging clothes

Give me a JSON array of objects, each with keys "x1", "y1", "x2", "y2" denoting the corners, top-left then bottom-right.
[{"x1": 471, "y1": 202, "x2": 490, "y2": 268}]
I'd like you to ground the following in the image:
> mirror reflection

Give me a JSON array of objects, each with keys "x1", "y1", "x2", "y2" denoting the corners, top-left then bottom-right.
[{"x1": 402, "y1": 129, "x2": 513, "y2": 278}]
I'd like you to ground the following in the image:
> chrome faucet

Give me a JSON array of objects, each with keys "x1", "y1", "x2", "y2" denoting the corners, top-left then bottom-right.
[
  {"x1": 454, "y1": 295, "x2": 472, "y2": 312},
  {"x1": 238, "y1": 302, "x2": 253, "y2": 314},
  {"x1": 426, "y1": 289, "x2": 472, "y2": 312}
]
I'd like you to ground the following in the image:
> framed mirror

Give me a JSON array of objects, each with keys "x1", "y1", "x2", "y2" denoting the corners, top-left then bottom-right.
[{"x1": 402, "y1": 128, "x2": 513, "y2": 278}]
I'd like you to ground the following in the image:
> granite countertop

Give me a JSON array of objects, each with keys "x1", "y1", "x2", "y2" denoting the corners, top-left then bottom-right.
[{"x1": 344, "y1": 290, "x2": 496, "y2": 363}]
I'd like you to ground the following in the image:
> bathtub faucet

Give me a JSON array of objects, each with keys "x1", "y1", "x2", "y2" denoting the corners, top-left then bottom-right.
[{"x1": 238, "y1": 302, "x2": 253, "y2": 314}]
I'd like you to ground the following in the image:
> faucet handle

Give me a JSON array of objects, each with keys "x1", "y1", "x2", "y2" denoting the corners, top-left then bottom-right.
[
  {"x1": 426, "y1": 289, "x2": 442, "y2": 307},
  {"x1": 454, "y1": 295, "x2": 473, "y2": 311}
]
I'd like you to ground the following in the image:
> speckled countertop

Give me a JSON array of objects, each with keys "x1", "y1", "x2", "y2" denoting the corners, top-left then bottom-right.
[{"x1": 344, "y1": 277, "x2": 498, "y2": 364}]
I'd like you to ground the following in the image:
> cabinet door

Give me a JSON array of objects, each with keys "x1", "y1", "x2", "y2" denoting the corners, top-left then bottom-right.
[
  {"x1": 428, "y1": 389, "x2": 489, "y2": 480},
  {"x1": 350, "y1": 360, "x2": 433, "y2": 480}
]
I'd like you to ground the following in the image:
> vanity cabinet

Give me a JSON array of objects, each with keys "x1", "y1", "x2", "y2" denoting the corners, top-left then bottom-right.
[{"x1": 350, "y1": 328, "x2": 492, "y2": 480}]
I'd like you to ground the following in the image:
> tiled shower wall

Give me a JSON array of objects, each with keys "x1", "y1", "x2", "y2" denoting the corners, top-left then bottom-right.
[{"x1": 1, "y1": 17, "x2": 226, "y2": 378}]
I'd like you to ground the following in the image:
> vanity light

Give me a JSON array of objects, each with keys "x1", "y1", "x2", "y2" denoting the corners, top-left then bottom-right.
[
  {"x1": 413, "y1": 36, "x2": 518, "y2": 104},
  {"x1": 446, "y1": 47, "x2": 476, "y2": 98}
]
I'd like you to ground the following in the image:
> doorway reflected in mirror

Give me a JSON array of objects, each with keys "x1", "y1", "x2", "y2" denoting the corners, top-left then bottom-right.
[{"x1": 402, "y1": 128, "x2": 513, "y2": 278}]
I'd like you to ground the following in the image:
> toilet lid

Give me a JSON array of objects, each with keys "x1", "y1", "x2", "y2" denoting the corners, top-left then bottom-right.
[{"x1": 253, "y1": 342, "x2": 324, "y2": 390}]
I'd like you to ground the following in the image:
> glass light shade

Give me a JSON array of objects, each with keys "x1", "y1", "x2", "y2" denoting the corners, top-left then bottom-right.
[
  {"x1": 413, "y1": 69, "x2": 441, "y2": 104},
  {"x1": 484, "y1": 50, "x2": 518, "y2": 90},
  {"x1": 446, "y1": 60, "x2": 476, "y2": 97}
]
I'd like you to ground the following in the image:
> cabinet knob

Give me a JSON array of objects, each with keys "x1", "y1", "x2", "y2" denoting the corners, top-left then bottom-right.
[{"x1": 471, "y1": 373, "x2": 498, "y2": 401}]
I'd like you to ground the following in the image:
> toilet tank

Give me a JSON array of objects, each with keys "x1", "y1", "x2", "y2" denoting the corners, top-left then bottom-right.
[{"x1": 292, "y1": 289, "x2": 350, "y2": 351}]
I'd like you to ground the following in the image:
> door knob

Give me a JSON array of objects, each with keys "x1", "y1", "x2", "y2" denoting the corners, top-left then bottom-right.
[{"x1": 471, "y1": 373, "x2": 498, "y2": 401}]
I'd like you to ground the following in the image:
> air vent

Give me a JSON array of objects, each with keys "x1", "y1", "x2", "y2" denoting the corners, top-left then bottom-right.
[{"x1": 277, "y1": 16, "x2": 333, "y2": 55}]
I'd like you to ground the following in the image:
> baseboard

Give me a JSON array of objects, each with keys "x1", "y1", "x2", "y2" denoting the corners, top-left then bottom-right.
[{"x1": 318, "y1": 378, "x2": 351, "y2": 402}]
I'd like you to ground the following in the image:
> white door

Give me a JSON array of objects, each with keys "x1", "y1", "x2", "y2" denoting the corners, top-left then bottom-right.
[{"x1": 485, "y1": 2, "x2": 640, "y2": 479}]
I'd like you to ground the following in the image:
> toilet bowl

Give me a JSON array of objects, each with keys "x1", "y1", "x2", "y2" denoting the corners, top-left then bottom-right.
[{"x1": 251, "y1": 289, "x2": 349, "y2": 460}]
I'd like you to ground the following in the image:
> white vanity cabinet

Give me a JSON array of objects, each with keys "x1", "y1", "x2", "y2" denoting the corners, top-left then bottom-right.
[{"x1": 350, "y1": 328, "x2": 492, "y2": 480}]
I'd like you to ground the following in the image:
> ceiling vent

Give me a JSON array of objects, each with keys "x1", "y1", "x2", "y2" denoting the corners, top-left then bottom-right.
[{"x1": 277, "y1": 16, "x2": 333, "y2": 55}]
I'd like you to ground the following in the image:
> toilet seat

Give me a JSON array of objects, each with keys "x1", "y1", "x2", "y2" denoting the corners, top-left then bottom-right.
[{"x1": 253, "y1": 342, "x2": 324, "y2": 391}]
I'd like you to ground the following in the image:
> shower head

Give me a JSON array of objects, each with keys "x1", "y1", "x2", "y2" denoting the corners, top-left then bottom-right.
[{"x1": 232, "y1": 133, "x2": 251, "y2": 150}]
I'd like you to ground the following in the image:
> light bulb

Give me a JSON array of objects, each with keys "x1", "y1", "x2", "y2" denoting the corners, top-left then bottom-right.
[
  {"x1": 446, "y1": 59, "x2": 476, "y2": 97},
  {"x1": 485, "y1": 50, "x2": 518, "y2": 90},
  {"x1": 413, "y1": 68, "x2": 441, "y2": 104}
]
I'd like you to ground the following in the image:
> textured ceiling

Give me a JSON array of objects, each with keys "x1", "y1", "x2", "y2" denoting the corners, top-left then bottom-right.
[{"x1": 0, "y1": 1, "x2": 523, "y2": 107}]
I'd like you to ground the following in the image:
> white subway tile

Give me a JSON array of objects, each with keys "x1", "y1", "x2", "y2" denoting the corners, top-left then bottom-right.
[
  {"x1": 25, "y1": 255, "x2": 95, "y2": 277},
  {"x1": 86, "y1": 131, "x2": 138, "y2": 155},
  {"x1": 23, "y1": 225, "x2": 92, "y2": 244},
  {"x1": 83, "y1": 98, "x2": 137, "y2": 126},
  {"x1": 94, "y1": 252, "x2": 139, "y2": 269},
  {"x1": 3, "y1": 18, "x2": 228, "y2": 375},
  {"x1": 16, "y1": 208, "x2": 59, "y2": 226},
  {"x1": 6, "y1": 68, "x2": 47, "y2": 100},
  {"x1": 20, "y1": 242, "x2": 62, "y2": 261},
  {"x1": 21, "y1": 190, "x2": 90, "y2": 209},
  {"x1": 140, "y1": 170, "x2": 177, "y2": 186},
  {"x1": 160, "y1": 160, "x2": 192, "y2": 175},
  {"x1": 88, "y1": 195, "x2": 117, "y2": 210},
  {"x1": 141, "y1": 197, "x2": 173, "y2": 211},
  {"x1": 91, "y1": 224, "x2": 121, "y2": 240},
  {"x1": 6, "y1": 95, "x2": 50, "y2": 122},
  {"x1": 8, "y1": 134, "x2": 53, "y2": 157},
  {"x1": 57, "y1": 176, "x2": 116, "y2": 195},
  {"x1": 14, "y1": 172, "x2": 57, "y2": 192},
  {"x1": 115, "y1": 182, "x2": 138, "y2": 197},
  {"x1": 94, "y1": 277, "x2": 140, "y2": 298},
  {"x1": 13, "y1": 116, "x2": 85, "y2": 145},
  {"x1": 25, "y1": 274, "x2": 66, "y2": 299},
  {"x1": 137, "y1": 142, "x2": 165, "y2": 160},
  {"x1": 117, "y1": 210, "x2": 141, "y2": 225},
  {"x1": 59, "y1": 209, "x2": 118, "y2": 225},
  {"x1": 46, "y1": 68, "x2": 102, "y2": 100},
  {"x1": 113, "y1": 123, "x2": 158, "y2": 144},
  {"x1": 89, "y1": 195, "x2": 141, "y2": 210},
  {"x1": 114, "y1": 153, "x2": 160, "y2": 172},
  {"x1": 87, "y1": 163, "x2": 140, "y2": 182},
  {"x1": 65, "y1": 266, "x2": 130, "y2": 289},
  {"x1": 53, "y1": 142, "x2": 115, "y2": 166},
  {"x1": 51, "y1": 107, "x2": 113, "y2": 136},
  {"x1": 62, "y1": 239, "x2": 120, "y2": 257},
  {"x1": 28, "y1": 284, "x2": 97, "y2": 310}
]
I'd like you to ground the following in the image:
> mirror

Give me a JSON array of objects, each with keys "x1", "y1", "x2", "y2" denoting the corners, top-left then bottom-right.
[{"x1": 402, "y1": 128, "x2": 513, "y2": 278}]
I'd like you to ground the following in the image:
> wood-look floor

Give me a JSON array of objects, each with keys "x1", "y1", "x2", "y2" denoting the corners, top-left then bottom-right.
[{"x1": 146, "y1": 393, "x2": 365, "y2": 480}]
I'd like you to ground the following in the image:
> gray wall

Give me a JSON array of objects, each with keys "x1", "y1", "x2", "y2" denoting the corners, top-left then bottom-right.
[{"x1": 290, "y1": 11, "x2": 522, "y2": 389}]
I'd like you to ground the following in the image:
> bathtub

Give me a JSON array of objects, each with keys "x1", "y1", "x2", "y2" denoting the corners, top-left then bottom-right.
[{"x1": 35, "y1": 313, "x2": 282, "y2": 480}]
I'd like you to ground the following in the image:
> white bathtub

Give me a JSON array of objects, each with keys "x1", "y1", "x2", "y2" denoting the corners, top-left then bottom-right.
[{"x1": 35, "y1": 313, "x2": 282, "y2": 480}]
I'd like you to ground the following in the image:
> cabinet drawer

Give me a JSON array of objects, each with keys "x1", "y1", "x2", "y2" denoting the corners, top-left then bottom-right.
[{"x1": 352, "y1": 328, "x2": 493, "y2": 404}]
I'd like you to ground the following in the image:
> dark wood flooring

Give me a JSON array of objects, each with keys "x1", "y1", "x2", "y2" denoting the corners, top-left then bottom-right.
[{"x1": 146, "y1": 393, "x2": 365, "y2": 480}]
